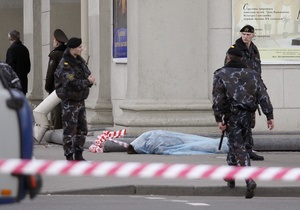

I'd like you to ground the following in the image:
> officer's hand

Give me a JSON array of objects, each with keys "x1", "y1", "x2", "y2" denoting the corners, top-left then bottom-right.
[
  {"x1": 267, "y1": 119, "x2": 274, "y2": 130},
  {"x1": 88, "y1": 75, "x2": 95, "y2": 85},
  {"x1": 218, "y1": 122, "x2": 226, "y2": 133}
]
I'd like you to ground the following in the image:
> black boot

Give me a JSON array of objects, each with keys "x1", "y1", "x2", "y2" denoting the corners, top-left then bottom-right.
[
  {"x1": 249, "y1": 151, "x2": 264, "y2": 161},
  {"x1": 245, "y1": 179, "x2": 257, "y2": 199},
  {"x1": 224, "y1": 178, "x2": 235, "y2": 188},
  {"x1": 74, "y1": 151, "x2": 86, "y2": 161},
  {"x1": 66, "y1": 153, "x2": 74, "y2": 161}
]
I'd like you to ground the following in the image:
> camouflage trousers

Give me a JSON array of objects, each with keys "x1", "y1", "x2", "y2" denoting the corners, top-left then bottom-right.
[
  {"x1": 226, "y1": 109, "x2": 253, "y2": 167},
  {"x1": 61, "y1": 100, "x2": 87, "y2": 157},
  {"x1": 244, "y1": 112, "x2": 256, "y2": 151}
]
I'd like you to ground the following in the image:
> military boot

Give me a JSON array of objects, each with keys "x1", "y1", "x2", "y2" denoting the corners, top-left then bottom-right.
[
  {"x1": 245, "y1": 179, "x2": 257, "y2": 199},
  {"x1": 74, "y1": 151, "x2": 86, "y2": 161},
  {"x1": 224, "y1": 178, "x2": 235, "y2": 188},
  {"x1": 66, "y1": 153, "x2": 74, "y2": 161},
  {"x1": 249, "y1": 150, "x2": 264, "y2": 161}
]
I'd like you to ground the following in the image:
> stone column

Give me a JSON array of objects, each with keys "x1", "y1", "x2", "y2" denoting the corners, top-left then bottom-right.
[
  {"x1": 24, "y1": 0, "x2": 47, "y2": 106},
  {"x1": 81, "y1": 0, "x2": 89, "y2": 61},
  {"x1": 114, "y1": 0, "x2": 217, "y2": 135},
  {"x1": 86, "y1": 0, "x2": 113, "y2": 128},
  {"x1": 207, "y1": 0, "x2": 232, "y2": 97}
]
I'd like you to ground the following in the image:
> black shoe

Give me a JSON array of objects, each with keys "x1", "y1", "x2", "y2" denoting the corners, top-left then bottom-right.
[
  {"x1": 75, "y1": 151, "x2": 86, "y2": 161},
  {"x1": 245, "y1": 179, "x2": 257, "y2": 199},
  {"x1": 249, "y1": 151, "x2": 264, "y2": 161},
  {"x1": 224, "y1": 178, "x2": 235, "y2": 188},
  {"x1": 66, "y1": 153, "x2": 74, "y2": 161}
]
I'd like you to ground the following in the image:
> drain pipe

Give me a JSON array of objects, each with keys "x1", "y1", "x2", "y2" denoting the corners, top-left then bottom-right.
[{"x1": 33, "y1": 90, "x2": 61, "y2": 143}]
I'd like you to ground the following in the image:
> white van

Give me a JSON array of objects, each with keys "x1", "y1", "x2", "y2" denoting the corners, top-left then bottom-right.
[{"x1": 0, "y1": 73, "x2": 42, "y2": 204}]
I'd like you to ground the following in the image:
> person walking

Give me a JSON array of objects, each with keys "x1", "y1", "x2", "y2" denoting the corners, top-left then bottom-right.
[
  {"x1": 54, "y1": 37, "x2": 95, "y2": 161},
  {"x1": 45, "y1": 29, "x2": 68, "y2": 129},
  {"x1": 6, "y1": 30, "x2": 31, "y2": 95},
  {"x1": 213, "y1": 46, "x2": 274, "y2": 199},
  {"x1": 230, "y1": 25, "x2": 264, "y2": 161}
]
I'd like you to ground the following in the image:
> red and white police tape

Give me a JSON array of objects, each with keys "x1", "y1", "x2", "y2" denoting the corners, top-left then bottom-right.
[
  {"x1": 89, "y1": 129, "x2": 128, "y2": 153},
  {"x1": 1, "y1": 158, "x2": 300, "y2": 182}
]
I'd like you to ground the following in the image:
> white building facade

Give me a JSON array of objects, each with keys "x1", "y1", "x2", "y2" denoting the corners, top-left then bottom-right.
[{"x1": 1, "y1": 0, "x2": 299, "y2": 136}]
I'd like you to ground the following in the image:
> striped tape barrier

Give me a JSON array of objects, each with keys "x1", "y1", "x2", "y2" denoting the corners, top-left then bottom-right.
[
  {"x1": 89, "y1": 129, "x2": 128, "y2": 153},
  {"x1": 1, "y1": 158, "x2": 300, "y2": 182}
]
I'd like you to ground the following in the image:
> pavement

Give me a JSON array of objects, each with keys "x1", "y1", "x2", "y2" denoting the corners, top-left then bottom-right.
[{"x1": 33, "y1": 129, "x2": 300, "y2": 198}]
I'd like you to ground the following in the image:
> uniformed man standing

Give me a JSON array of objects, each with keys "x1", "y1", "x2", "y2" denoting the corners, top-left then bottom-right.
[
  {"x1": 213, "y1": 46, "x2": 274, "y2": 199},
  {"x1": 54, "y1": 37, "x2": 95, "y2": 161},
  {"x1": 45, "y1": 29, "x2": 68, "y2": 129},
  {"x1": 229, "y1": 25, "x2": 264, "y2": 161}
]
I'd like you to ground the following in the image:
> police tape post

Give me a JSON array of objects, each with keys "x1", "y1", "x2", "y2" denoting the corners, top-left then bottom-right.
[{"x1": 1, "y1": 158, "x2": 300, "y2": 182}]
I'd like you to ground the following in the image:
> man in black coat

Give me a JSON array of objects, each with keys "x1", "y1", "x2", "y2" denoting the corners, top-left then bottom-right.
[{"x1": 6, "y1": 30, "x2": 31, "y2": 95}]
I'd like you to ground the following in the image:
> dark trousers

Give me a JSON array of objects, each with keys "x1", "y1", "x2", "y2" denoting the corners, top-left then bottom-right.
[
  {"x1": 226, "y1": 110, "x2": 252, "y2": 167},
  {"x1": 61, "y1": 100, "x2": 87, "y2": 157},
  {"x1": 50, "y1": 102, "x2": 62, "y2": 129}
]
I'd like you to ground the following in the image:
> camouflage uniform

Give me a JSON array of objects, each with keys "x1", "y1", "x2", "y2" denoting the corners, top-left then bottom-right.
[
  {"x1": 54, "y1": 48, "x2": 92, "y2": 160},
  {"x1": 0, "y1": 61, "x2": 22, "y2": 91},
  {"x1": 232, "y1": 37, "x2": 262, "y2": 155},
  {"x1": 212, "y1": 60, "x2": 273, "y2": 167}
]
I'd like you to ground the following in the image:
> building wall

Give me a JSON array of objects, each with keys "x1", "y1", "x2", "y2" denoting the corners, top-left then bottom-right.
[
  {"x1": 113, "y1": 0, "x2": 220, "y2": 135},
  {"x1": 0, "y1": 3, "x2": 23, "y2": 62},
  {"x1": 3, "y1": 0, "x2": 300, "y2": 135},
  {"x1": 113, "y1": 0, "x2": 300, "y2": 134}
]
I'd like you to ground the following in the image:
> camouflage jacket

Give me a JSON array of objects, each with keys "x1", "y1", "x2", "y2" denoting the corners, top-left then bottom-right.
[
  {"x1": 233, "y1": 37, "x2": 261, "y2": 75},
  {"x1": 0, "y1": 61, "x2": 22, "y2": 91},
  {"x1": 212, "y1": 61, "x2": 273, "y2": 122},
  {"x1": 54, "y1": 49, "x2": 91, "y2": 101}
]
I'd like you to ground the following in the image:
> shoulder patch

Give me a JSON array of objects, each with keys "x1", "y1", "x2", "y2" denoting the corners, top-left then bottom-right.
[
  {"x1": 67, "y1": 74, "x2": 74, "y2": 80},
  {"x1": 62, "y1": 62, "x2": 71, "y2": 71}
]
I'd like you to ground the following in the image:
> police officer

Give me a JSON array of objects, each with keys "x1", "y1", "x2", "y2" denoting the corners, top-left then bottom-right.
[
  {"x1": 45, "y1": 29, "x2": 68, "y2": 129},
  {"x1": 55, "y1": 37, "x2": 95, "y2": 161},
  {"x1": 213, "y1": 46, "x2": 274, "y2": 199},
  {"x1": 229, "y1": 25, "x2": 264, "y2": 161},
  {"x1": 0, "y1": 61, "x2": 22, "y2": 91},
  {"x1": 234, "y1": 25, "x2": 261, "y2": 74}
]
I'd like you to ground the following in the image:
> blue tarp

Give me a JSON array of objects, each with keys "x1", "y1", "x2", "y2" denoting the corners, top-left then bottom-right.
[{"x1": 130, "y1": 130, "x2": 229, "y2": 155}]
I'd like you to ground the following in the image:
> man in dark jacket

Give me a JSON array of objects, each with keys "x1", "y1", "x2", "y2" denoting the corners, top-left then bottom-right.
[
  {"x1": 229, "y1": 25, "x2": 264, "y2": 161},
  {"x1": 213, "y1": 46, "x2": 274, "y2": 199},
  {"x1": 6, "y1": 30, "x2": 31, "y2": 95},
  {"x1": 54, "y1": 37, "x2": 95, "y2": 161},
  {"x1": 233, "y1": 25, "x2": 261, "y2": 75},
  {"x1": 45, "y1": 29, "x2": 68, "y2": 129}
]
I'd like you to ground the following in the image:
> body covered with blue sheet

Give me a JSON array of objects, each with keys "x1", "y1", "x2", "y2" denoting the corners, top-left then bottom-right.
[{"x1": 130, "y1": 130, "x2": 229, "y2": 155}]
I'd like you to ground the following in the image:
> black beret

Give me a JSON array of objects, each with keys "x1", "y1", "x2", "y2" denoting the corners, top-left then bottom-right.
[
  {"x1": 240, "y1": 25, "x2": 254, "y2": 33},
  {"x1": 67, "y1": 37, "x2": 82, "y2": 48},
  {"x1": 54, "y1": 29, "x2": 68, "y2": 43},
  {"x1": 227, "y1": 45, "x2": 243, "y2": 57}
]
